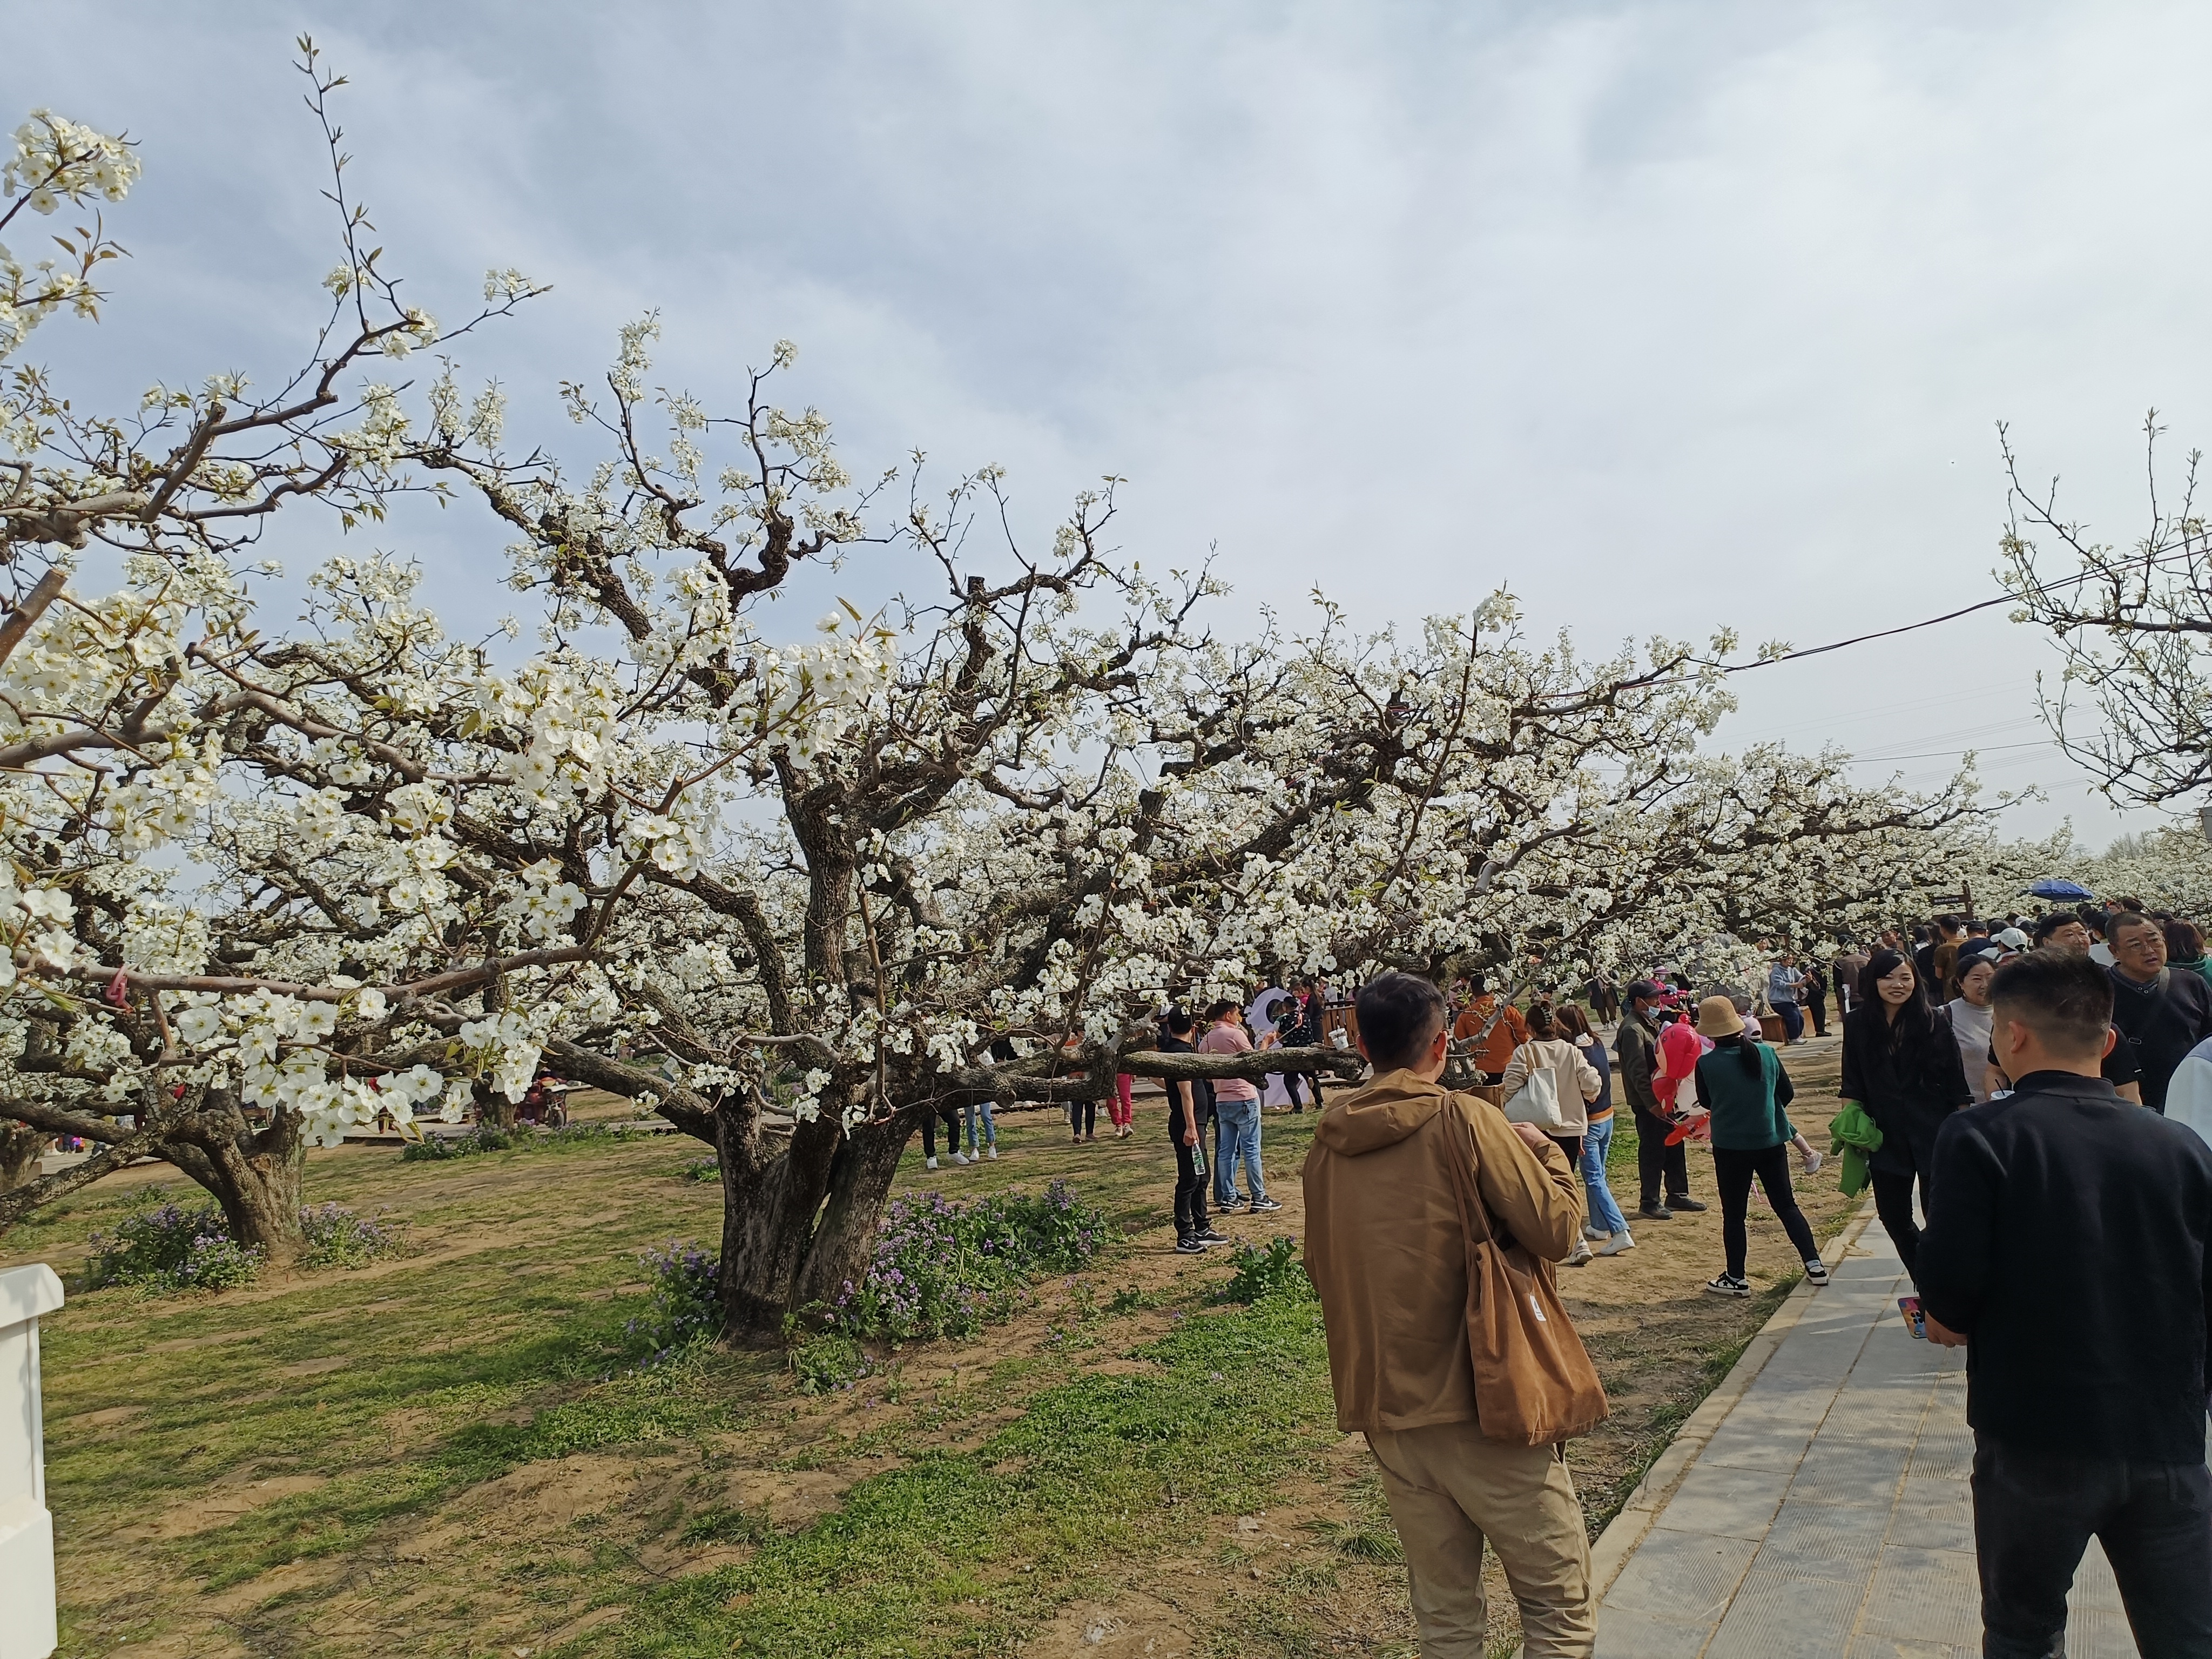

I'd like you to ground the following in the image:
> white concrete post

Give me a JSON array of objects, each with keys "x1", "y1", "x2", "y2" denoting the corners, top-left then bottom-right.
[{"x1": 0, "y1": 1264, "x2": 62, "y2": 1659}]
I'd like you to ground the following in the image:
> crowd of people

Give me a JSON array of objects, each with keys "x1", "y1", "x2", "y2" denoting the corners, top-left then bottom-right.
[
  {"x1": 894, "y1": 901, "x2": 2212, "y2": 1654},
  {"x1": 1292, "y1": 905, "x2": 2212, "y2": 1658}
]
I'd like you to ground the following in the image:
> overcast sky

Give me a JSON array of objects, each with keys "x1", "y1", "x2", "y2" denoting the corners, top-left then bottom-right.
[{"x1": 15, "y1": 1, "x2": 2210, "y2": 849}]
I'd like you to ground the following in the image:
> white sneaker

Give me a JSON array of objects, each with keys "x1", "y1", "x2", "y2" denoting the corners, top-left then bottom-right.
[
  {"x1": 1565, "y1": 1242, "x2": 1593, "y2": 1267},
  {"x1": 1596, "y1": 1230, "x2": 1635, "y2": 1256},
  {"x1": 1582, "y1": 1222, "x2": 1609, "y2": 1242},
  {"x1": 1803, "y1": 1149, "x2": 1824, "y2": 1175},
  {"x1": 952, "y1": 1151, "x2": 970, "y2": 1165},
  {"x1": 986, "y1": 1145, "x2": 998, "y2": 1160},
  {"x1": 926, "y1": 1156, "x2": 939, "y2": 1170}
]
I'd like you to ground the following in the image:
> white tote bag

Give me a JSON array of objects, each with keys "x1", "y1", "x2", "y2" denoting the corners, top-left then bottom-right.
[{"x1": 1501, "y1": 1064, "x2": 1565, "y2": 1130}]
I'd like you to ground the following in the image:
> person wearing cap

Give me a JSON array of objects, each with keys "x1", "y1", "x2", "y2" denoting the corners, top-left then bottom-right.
[
  {"x1": 1614, "y1": 980, "x2": 1705, "y2": 1222},
  {"x1": 1684, "y1": 996, "x2": 1827, "y2": 1298},
  {"x1": 1451, "y1": 974, "x2": 1530, "y2": 1084}
]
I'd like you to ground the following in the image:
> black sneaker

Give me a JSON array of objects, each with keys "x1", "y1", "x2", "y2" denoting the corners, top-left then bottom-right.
[
  {"x1": 1669, "y1": 1196, "x2": 1709, "y2": 1213},
  {"x1": 1196, "y1": 1228, "x2": 1230, "y2": 1244},
  {"x1": 1638, "y1": 1202, "x2": 1675, "y2": 1221},
  {"x1": 1703, "y1": 1272, "x2": 1752, "y2": 1298},
  {"x1": 1175, "y1": 1236, "x2": 1209, "y2": 1255},
  {"x1": 1249, "y1": 1197, "x2": 1284, "y2": 1213}
]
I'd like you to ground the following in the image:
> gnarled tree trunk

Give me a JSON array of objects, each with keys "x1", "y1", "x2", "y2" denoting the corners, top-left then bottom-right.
[
  {"x1": 158, "y1": 1102, "x2": 308, "y2": 1268},
  {"x1": 790, "y1": 1111, "x2": 914, "y2": 1313},
  {"x1": 712, "y1": 1109, "x2": 844, "y2": 1338}
]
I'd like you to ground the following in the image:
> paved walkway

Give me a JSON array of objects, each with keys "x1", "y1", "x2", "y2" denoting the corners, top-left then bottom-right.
[{"x1": 1589, "y1": 1204, "x2": 2141, "y2": 1658}]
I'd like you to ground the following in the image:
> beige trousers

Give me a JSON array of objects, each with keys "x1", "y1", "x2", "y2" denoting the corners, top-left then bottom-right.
[{"x1": 1366, "y1": 1419, "x2": 1595, "y2": 1659}]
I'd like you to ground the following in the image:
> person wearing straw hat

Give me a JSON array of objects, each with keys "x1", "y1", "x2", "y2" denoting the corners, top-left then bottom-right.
[{"x1": 1685, "y1": 996, "x2": 1829, "y2": 1299}]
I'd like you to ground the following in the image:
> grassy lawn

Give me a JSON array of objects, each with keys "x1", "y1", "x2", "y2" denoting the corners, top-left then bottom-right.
[{"x1": 8, "y1": 1035, "x2": 1863, "y2": 1658}]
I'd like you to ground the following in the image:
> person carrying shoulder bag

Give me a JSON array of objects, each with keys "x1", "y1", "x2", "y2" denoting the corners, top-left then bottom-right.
[
  {"x1": 1500, "y1": 1004, "x2": 1603, "y2": 1266},
  {"x1": 1304, "y1": 972, "x2": 1605, "y2": 1659}
]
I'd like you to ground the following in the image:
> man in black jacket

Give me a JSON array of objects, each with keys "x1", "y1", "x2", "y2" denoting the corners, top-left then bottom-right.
[
  {"x1": 2105, "y1": 910, "x2": 2212, "y2": 1113},
  {"x1": 1614, "y1": 981, "x2": 1704, "y2": 1222},
  {"x1": 1919, "y1": 949, "x2": 2212, "y2": 1658}
]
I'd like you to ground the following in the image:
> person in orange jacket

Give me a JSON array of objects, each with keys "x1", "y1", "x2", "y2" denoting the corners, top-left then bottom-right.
[{"x1": 1451, "y1": 974, "x2": 1529, "y2": 1083}]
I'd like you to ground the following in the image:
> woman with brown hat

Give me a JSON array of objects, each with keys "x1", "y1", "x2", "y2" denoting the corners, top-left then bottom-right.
[{"x1": 1687, "y1": 995, "x2": 1828, "y2": 1298}]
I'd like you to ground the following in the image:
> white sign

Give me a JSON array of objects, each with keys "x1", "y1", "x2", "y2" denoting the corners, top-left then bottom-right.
[{"x1": 0, "y1": 1264, "x2": 62, "y2": 1659}]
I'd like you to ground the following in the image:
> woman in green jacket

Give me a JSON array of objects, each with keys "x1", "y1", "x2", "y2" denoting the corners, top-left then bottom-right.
[{"x1": 1690, "y1": 996, "x2": 1829, "y2": 1298}]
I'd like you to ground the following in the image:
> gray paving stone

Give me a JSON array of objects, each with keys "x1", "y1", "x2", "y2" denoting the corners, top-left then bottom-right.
[
  {"x1": 1842, "y1": 1638, "x2": 1977, "y2": 1658},
  {"x1": 1789, "y1": 1439, "x2": 1912, "y2": 1509},
  {"x1": 1883, "y1": 1475, "x2": 1973, "y2": 1553},
  {"x1": 1591, "y1": 1605, "x2": 1717, "y2": 1659},
  {"x1": 1858, "y1": 1544, "x2": 1984, "y2": 1648},
  {"x1": 1904, "y1": 1419, "x2": 1973, "y2": 1481},
  {"x1": 1602, "y1": 1526, "x2": 1760, "y2": 1622},
  {"x1": 1705, "y1": 1562, "x2": 1862, "y2": 1658},
  {"x1": 2061, "y1": 1600, "x2": 2144, "y2": 1658},
  {"x1": 1751, "y1": 1496, "x2": 1890, "y2": 1581},
  {"x1": 1765, "y1": 1336, "x2": 1877, "y2": 1379},
  {"x1": 1649, "y1": 1460, "x2": 1795, "y2": 1540},
  {"x1": 1698, "y1": 1416, "x2": 1817, "y2": 1473},
  {"x1": 2072, "y1": 1536, "x2": 2126, "y2": 1613}
]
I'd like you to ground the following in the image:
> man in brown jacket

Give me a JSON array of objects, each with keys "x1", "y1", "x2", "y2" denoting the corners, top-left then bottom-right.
[{"x1": 1305, "y1": 972, "x2": 1595, "y2": 1657}]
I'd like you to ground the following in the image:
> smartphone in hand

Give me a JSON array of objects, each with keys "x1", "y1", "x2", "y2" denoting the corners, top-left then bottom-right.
[{"x1": 1898, "y1": 1296, "x2": 1927, "y2": 1340}]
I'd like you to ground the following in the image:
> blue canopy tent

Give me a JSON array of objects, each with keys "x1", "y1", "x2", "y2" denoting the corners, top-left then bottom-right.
[{"x1": 2024, "y1": 878, "x2": 2098, "y2": 902}]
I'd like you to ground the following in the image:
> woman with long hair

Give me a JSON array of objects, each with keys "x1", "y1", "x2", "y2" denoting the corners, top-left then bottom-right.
[
  {"x1": 1555, "y1": 1003, "x2": 1632, "y2": 1257},
  {"x1": 1943, "y1": 949, "x2": 2000, "y2": 1103},
  {"x1": 1840, "y1": 948, "x2": 1973, "y2": 1285},
  {"x1": 1500, "y1": 1002, "x2": 1603, "y2": 1265}
]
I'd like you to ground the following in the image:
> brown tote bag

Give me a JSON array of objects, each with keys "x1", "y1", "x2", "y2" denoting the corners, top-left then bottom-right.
[{"x1": 1441, "y1": 1094, "x2": 1609, "y2": 1446}]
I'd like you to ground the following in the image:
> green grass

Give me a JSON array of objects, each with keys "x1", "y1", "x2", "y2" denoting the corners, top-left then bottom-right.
[
  {"x1": 12, "y1": 1087, "x2": 1845, "y2": 1659},
  {"x1": 602, "y1": 1288, "x2": 1334, "y2": 1658}
]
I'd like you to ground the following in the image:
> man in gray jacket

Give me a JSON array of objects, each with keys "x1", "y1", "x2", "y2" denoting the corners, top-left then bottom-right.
[{"x1": 1615, "y1": 981, "x2": 1704, "y2": 1222}]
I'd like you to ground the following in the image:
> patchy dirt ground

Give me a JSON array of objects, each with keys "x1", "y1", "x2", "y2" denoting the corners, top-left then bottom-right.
[{"x1": 5, "y1": 1034, "x2": 1858, "y2": 1658}]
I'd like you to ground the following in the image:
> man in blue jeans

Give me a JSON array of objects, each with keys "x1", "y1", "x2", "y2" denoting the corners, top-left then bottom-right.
[
  {"x1": 1920, "y1": 949, "x2": 2212, "y2": 1657},
  {"x1": 1200, "y1": 1000, "x2": 1282, "y2": 1213}
]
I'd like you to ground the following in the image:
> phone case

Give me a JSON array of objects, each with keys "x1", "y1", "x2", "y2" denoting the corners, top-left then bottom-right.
[{"x1": 1898, "y1": 1296, "x2": 1926, "y2": 1340}]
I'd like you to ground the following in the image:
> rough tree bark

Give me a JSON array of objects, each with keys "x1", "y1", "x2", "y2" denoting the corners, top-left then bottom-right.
[
  {"x1": 156, "y1": 1103, "x2": 308, "y2": 1267},
  {"x1": 0, "y1": 1121, "x2": 43, "y2": 1191},
  {"x1": 712, "y1": 1109, "x2": 844, "y2": 1338},
  {"x1": 789, "y1": 1110, "x2": 914, "y2": 1313}
]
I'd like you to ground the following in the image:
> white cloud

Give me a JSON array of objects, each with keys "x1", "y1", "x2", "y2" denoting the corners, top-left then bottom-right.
[{"x1": 15, "y1": 0, "x2": 2205, "y2": 850}]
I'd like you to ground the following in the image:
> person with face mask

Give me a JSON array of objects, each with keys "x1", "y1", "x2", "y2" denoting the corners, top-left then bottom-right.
[{"x1": 1839, "y1": 948, "x2": 1973, "y2": 1290}]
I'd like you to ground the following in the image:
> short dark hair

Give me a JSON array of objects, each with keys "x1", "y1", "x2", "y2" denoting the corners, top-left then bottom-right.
[
  {"x1": 1355, "y1": 973, "x2": 1447, "y2": 1071},
  {"x1": 1989, "y1": 949, "x2": 2113, "y2": 1059},
  {"x1": 1937, "y1": 914, "x2": 1964, "y2": 933},
  {"x1": 1204, "y1": 999, "x2": 1238, "y2": 1022},
  {"x1": 1165, "y1": 1006, "x2": 1194, "y2": 1036},
  {"x1": 2108, "y1": 909, "x2": 2161, "y2": 943},
  {"x1": 2030, "y1": 912, "x2": 2081, "y2": 945}
]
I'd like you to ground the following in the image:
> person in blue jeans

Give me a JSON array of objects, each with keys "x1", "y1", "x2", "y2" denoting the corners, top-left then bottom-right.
[
  {"x1": 962, "y1": 1096, "x2": 997, "y2": 1161},
  {"x1": 1199, "y1": 1000, "x2": 1283, "y2": 1213},
  {"x1": 1557, "y1": 1004, "x2": 1631, "y2": 1256}
]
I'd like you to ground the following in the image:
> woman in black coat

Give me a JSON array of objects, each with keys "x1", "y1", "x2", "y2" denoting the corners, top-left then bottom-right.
[{"x1": 1839, "y1": 947, "x2": 1974, "y2": 1285}]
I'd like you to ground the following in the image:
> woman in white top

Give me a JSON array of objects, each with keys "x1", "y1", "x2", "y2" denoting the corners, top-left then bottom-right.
[
  {"x1": 1500, "y1": 1004, "x2": 1604, "y2": 1264},
  {"x1": 1944, "y1": 950, "x2": 1999, "y2": 1103}
]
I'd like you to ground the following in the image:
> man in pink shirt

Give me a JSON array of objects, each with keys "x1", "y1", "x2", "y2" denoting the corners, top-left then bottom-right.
[{"x1": 1202, "y1": 1001, "x2": 1281, "y2": 1212}]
